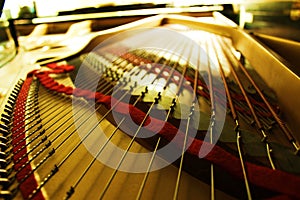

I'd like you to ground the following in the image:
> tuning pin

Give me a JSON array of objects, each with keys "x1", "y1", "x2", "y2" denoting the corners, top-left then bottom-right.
[
  {"x1": 0, "y1": 118, "x2": 10, "y2": 126},
  {"x1": 0, "y1": 176, "x2": 14, "y2": 190},
  {"x1": 0, "y1": 169, "x2": 8, "y2": 177},
  {"x1": 8, "y1": 96, "x2": 16, "y2": 103},
  {"x1": 7, "y1": 100, "x2": 15, "y2": 107},
  {"x1": 0, "y1": 131, "x2": 8, "y2": 139},
  {"x1": 0, "y1": 190, "x2": 12, "y2": 199},
  {"x1": 0, "y1": 124, "x2": 8, "y2": 131},
  {"x1": 14, "y1": 82, "x2": 22, "y2": 88},
  {"x1": 0, "y1": 159, "x2": 7, "y2": 168},
  {"x1": 16, "y1": 79, "x2": 24, "y2": 86},
  {"x1": 4, "y1": 105, "x2": 13, "y2": 112},
  {"x1": 0, "y1": 152, "x2": 6, "y2": 160},
  {"x1": 13, "y1": 86, "x2": 21, "y2": 92},
  {"x1": 10, "y1": 93, "x2": 17, "y2": 100},
  {"x1": 1, "y1": 114, "x2": 11, "y2": 121},
  {"x1": 12, "y1": 86, "x2": 19, "y2": 92},
  {"x1": 0, "y1": 142, "x2": 8, "y2": 151},
  {"x1": 4, "y1": 108, "x2": 12, "y2": 115},
  {"x1": 0, "y1": 136, "x2": 8, "y2": 143},
  {"x1": 0, "y1": 177, "x2": 10, "y2": 187},
  {"x1": 10, "y1": 90, "x2": 19, "y2": 97},
  {"x1": 12, "y1": 88, "x2": 19, "y2": 94}
]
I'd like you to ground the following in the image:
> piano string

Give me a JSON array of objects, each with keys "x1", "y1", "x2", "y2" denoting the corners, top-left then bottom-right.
[{"x1": 1, "y1": 23, "x2": 300, "y2": 200}]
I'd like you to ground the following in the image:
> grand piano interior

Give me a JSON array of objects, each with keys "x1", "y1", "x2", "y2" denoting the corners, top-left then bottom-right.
[{"x1": 0, "y1": 1, "x2": 300, "y2": 199}]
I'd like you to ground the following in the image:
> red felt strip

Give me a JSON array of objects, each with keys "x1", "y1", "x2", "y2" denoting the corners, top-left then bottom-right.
[
  {"x1": 22, "y1": 63, "x2": 300, "y2": 199},
  {"x1": 12, "y1": 77, "x2": 45, "y2": 200}
]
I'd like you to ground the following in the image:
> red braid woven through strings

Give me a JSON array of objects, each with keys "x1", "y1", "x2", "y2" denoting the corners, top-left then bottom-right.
[
  {"x1": 12, "y1": 77, "x2": 45, "y2": 200},
  {"x1": 14, "y1": 63, "x2": 300, "y2": 199}
]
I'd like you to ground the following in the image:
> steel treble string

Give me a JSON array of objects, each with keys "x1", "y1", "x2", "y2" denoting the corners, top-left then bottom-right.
[
  {"x1": 171, "y1": 40, "x2": 197, "y2": 200},
  {"x1": 214, "y1": 35, "x2": 276, "y2": 170},
  {"x1": 65, "y1": 44, "x2": 177, "y2": 199},
  {"x1": 97, "y1": 40, "x2": 190, "y2": 199},
  {"x1": 203, "y1": 38, "x2": 216, "y2": 200},
  {"x1": 28, "y1": 40, "x2": 178, "y2": 199},
  {"x1": 135, "y1": 41, "x2": 195, "y2": 200},
  {"x1": 219, "y1": 36, "x2": 300, "y2": 155},
  {"x1": 14, "y1": 49, "x2": 151, "y2": 198},
  {"x1": 209, "y1": 35, "x2": 253, "y2": 200}
]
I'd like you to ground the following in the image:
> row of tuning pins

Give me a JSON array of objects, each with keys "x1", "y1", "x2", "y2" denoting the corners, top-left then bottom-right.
[
  {"x1": 0, "y1": 79, "x2": 25, "y2": 199},
  {"x1": 0, "y1": 79, "x2": 43, "y2": 199}
]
